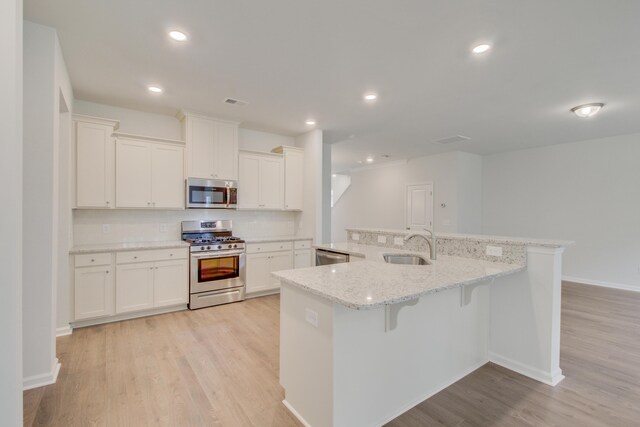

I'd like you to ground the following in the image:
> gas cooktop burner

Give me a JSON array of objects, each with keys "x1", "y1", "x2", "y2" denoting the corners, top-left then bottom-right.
[{"x1": 186, "y1": 236, "x2": 242, "y2": 245}]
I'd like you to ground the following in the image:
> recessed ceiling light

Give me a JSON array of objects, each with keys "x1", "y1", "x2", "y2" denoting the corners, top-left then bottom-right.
[
  {"x1": 366, "y1": 157, "x2": 374, "y2": 163},
  {"x1": 570, "y1": 103, "x2": 604, "y2": 118},
  {"x1": 147, "y1": 85, "x2": 163, "y2": 93},
  {"x1": 364, "y1": 93, "x2": 378, "y2": 101},
  {"x1": 332, "y1": 174, "x2": 337, "y2": 178},
  {"x1": 472, "y1": 43, "x2": 491, "y2": 54},
  {"x1": 169, "y1": 31, "x2": 188, "y2": 41},
  {"x1": 305, "y1": 120, "x2": 316, "y2": 125}
]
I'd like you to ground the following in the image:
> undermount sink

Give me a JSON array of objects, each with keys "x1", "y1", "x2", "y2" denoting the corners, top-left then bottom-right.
[{"x1": 383, "y1": 254, "x2": 431, "y2": 265}]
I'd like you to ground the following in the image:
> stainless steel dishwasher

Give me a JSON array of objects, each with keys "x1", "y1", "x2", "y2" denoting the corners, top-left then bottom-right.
[{"x1": 315, "y1": 249, "x2": 350, "y2": 265}]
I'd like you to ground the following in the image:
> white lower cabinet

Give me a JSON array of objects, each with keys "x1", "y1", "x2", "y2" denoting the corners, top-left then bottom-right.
[
  {"x1": 245, "y1": 239, "x2": 312, "y2": 295},
  {"x1": 74, "y1": 248, "x2": 188, "y2": 323},
  {"x1": 294, "y1": 249, "x2": 312, "y2": 268},
  {"x1": 116, "y1": 262, "x2": 155, "y2": 313},
  {"x1": 74, "y1": 260, "x2": 115, "y2": 321}
]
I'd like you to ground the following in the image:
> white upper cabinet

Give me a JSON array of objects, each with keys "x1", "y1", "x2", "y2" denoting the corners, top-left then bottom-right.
[
  {"x1": 74, "y1": 115, "x2": 119, "y2": 208},
  {"x1": 179, "y1": 112, "x2": 239, "y2": 181},
  {"x1": 115, "y1": 136, "x2": 184, "y2": 209},
  {"x1": 238, "y1": 151, "x2": 283, "y2": 210},
  {"x1": 272, "y1": 146, "x2": 304, "y2": 211}
]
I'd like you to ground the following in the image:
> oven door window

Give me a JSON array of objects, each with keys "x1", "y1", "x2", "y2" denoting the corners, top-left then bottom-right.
[
  {"x1": 198, "y1": 256, "x2": 239, "y2": 282},
  {"x1": 189, "y1": 186, "x2": 226, "y2": 206}
]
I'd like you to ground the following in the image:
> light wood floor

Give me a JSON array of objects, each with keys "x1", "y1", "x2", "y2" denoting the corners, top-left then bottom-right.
[{"x1": 24, "y1": 282, "x2": 640, "y2": 426}]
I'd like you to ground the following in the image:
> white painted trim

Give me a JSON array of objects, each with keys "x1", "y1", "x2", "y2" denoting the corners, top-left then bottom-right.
[
  {"x1": 348, "y1": 158, "x2": 408, "y2": 173},
  {"x1": 72, "y1": 114, "x2": 119, "y2": 130},
  {"x1": 239, "y1": 148, "x2": 283, "y2": 158},
  {"x1": 176, "y1": 110, "x2": 241, "y2": 125},
  {"x1": 71, "y1": 304, "x2": 187, "y2": 329},
  {"x1": 282, "y1": 400, "x2": 312, "y2": 427},
  {"x1": 56, "y1": 325, "x2": 73, "y2": 337},
  {"x1": 112, "y1": 131, "x2": 185, "y2": 146},
  {"x1": 373, "y1": 359, "x2": 488, "y2": 426},
  {"x1": 23, "y1": 358, "x2": 61, "y2": 390},
  {"x1": 562, "y1": 276, "x2": 640, "y2": 293},
  {"x1": 489, "y1": 352, "x2": 564, "y2": 386},
  {"x1": 245, "y1": 289, "x2": 280, "y2": 299}
]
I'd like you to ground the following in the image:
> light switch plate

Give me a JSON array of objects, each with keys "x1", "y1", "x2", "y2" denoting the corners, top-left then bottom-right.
[
  {"x1": 486, "y1": 245, "x2": 503, "y2": 257},
  {"x1": 305, "y1": 308, "x2": 319, "y2": 327},
  {"x1": 394, "y1": 237, "x2": 404, "y2": 245},
  {"x1": 352, "y1": 233, "x2": 360, "y2": 241},
  {"x1": 378, "y1": 235, "x2": 387, "y2": 244}
]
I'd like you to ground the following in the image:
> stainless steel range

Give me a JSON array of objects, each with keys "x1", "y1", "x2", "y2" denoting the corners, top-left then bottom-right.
[{"x1": 181, "y1": 220, "x2": 246, "y2": 309}]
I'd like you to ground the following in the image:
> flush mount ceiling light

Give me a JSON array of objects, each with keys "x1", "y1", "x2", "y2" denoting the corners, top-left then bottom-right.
[
  {"x1": 169, "y1": 30, "x2": 188, "y2": 41},
  {"x1": 364, "y1": 93, "x2": 378, "y2": 101},
  {"x1": 366, "y1": 157, "x2": 374, "y2": 163},
  {"x1": 305, "y1": 119, "x2": 316, "y2": 125},
  {"x1": 147, "y1": 85, "x2": 163, "y2": 93},
  {"x1": 472, "y1": 43, "x2": 491, "y2": 54},
  {"x1": 570, "y1": 103, "x2": 605, "y2": 118},
  {"x1": 332, "y1": 174, "x2": 337, "y2": 178}
]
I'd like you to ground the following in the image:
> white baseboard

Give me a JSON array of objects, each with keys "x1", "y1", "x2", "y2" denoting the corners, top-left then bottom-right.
[
  {"x1": 23, "y1": 358, "x2": 61, "y2": 390},
  {"x1": 246, "y1": 289, "x2": 280, "y2": 299},
  {"x1": 282, "y1": 399, "x2": 311, "y2": 427},
  {"x1": 56, "y1": 325, "x2": 73, "y2": 337},
  {"x1": 71, "y1": 304, "x2": 187, "y2": 329},
  {"x1": 562, "y1": 276, "x2": 640, "y2": 293},
  {"x1": 489, "y1": 352, "x2": 564, "y2": 386}
]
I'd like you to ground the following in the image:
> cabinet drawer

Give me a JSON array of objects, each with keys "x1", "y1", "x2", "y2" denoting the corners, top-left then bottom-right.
[
  {"x1": 75, "y1": 253, "x2": 112, "y2": 268},
  {"x1": 116, "y1": 248, "x2": 188, "y2": 264},
  {"x1": 246, "y1": 241, "x2": 293, "y2": 254},
  {"x1": 294, "y1": 240, "x2": 312, "y2": 250}
]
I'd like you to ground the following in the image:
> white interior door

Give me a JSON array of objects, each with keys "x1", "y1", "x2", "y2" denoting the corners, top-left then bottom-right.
[{"x1": 406, "y1": 183, "x2": 433, "y2": 231}]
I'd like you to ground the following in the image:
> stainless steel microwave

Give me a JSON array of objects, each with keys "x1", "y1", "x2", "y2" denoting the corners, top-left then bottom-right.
[{"x1": 186, "y1": 178, "x2": 238, "y2": 209}]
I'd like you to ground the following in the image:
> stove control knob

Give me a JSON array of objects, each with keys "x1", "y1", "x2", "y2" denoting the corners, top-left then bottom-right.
[
  {"x1": 228, "y1": 244, "x2": 232, "y2": 249},
  {"x1": 206, "y1": 246, "x2": 211, "y2": 250},
  {"x1": 200, "y1": 247, "x2": 205, "y2": 251},
  {"x1": 217, "y1": 245, "x2": 222, "y2": 249},
  {"x1": 233, "y1": 244, "x2": 237, "y2": 248}
]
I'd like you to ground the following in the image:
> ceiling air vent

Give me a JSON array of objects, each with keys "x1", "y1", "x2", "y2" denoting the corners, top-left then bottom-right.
[
  {"x1": 223, "y1": 97, "x2": 248, "y2": 106},
  {"x1": 434, "y1": 135, "x2": 471, "y2": 144}
]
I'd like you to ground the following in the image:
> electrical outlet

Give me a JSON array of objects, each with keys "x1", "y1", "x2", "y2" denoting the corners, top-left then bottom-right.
[
  {"x1": 486, "y1": 245, "x2": 503, "y2": 257},
  {"x1": 352, "y1": 233, "x2": 360, "y2": 241},
  {"x1": 159, "y1": 224, "x2": 167, "y2": 233},
  {"x1": 305, "y1": 308, "x2": 319, "y2": 327},
  {"x1": 378, "y1": 235, "x2": 387, "y2": 244},
  {"x1": 102, "y1": 224, "x2": 110, "y2": 234},
  {"x1": 394, "y1": 237, "x2": 404, "y2": 246}
]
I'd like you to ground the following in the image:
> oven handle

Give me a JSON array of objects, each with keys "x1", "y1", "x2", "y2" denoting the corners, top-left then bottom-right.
[{"x1": 191, "y1": 250, "x2": 245, "y2": 259}]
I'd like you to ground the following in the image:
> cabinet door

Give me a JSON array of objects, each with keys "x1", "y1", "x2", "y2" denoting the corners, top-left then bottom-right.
[
  {"x1": 74, "y1": 266, "x2": 114, "y2": 320},
  {"x1": 151, "y1": 144, "x2": 184, "y2": 208},
  {"x1": 294, "y1": 249, "x2": 312, "y2": 269},
  {"x1": 246, "y1": 252, "x2": 272, "y2": 293},
  {"x1": 115, "y1": 139, "x2": 151, "y2": 208},
  {"x1": 76, "y1": 121, "x2": 114, "y2": 208},
  {"x1": 238, "y1": 153, "x2": 261, "y2": 209},
  {"x1": 116, "y1": 262, "x2": 154, "y2": 313},
  {"x1": 284, "y1": 150, "x2": 304, "y2": 210},
  {"x1": 214, "y1": 121, "x2": 238, "y2": 180},
  {"x1": 269, "y1": 252, "x2": 293, "y2": 290},
  {"x1": 259, "y1": 157, "x2": 284, "y2": 209},
  {"x1": 187, "y1": 117, "x2": 215, "y2": 179},
  {"x1": 153, "y1": 260, "x2": 188, "y2": 307}
]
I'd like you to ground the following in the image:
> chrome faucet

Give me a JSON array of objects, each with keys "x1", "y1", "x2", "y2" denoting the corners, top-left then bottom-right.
[{"x1": 404, "y1": 230, "x2": 437, "y2": 260}]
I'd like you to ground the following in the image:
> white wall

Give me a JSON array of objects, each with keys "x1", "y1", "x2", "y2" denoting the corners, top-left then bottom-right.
[
  {"x1": 23, "y1": 21, "x2": 74, "y2": 389},
  {"x1": 483, "y1": 133, "x2": 640, "y2": 290},
  {"x1": 239, "y1": 128, "x2": 295, "y2": 152},
  {"x1": 0, "y1": 0, "x2": 23, "y2": 423},
  {"x1": 331, "y1": 152, "x2": 483, "y2": 242},
  {"x1": 74, "y1": 100, "x2": 182, "y2": 141},
  {"x1": 295, "y1": 129, "x2": 328, "y2": 242}
]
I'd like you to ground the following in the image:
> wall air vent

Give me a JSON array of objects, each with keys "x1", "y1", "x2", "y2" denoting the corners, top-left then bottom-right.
[
  {"x1": 223, "y1": 97, "x2": 248, "y2": 106},
  {"x1": 434, "y1": 135, "x2": 471, "y2": 144}
]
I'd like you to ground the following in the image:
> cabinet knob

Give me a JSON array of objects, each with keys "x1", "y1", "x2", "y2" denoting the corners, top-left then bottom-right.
[
  {"x1": 106, "y1": 201, "x2": 110, "y2": 206},
  {"x1": 91, "y1": 259, "x2": 95, "y2": 262},
  {"x1": 134, "y1": 256, "x2": 138, "y2": 259},
  {"x1": 106, "y1": 270, "x2": 109, "y2": 274},
  {"x1": 170, "y1": 253, "x2": 173, "y2": 256}
]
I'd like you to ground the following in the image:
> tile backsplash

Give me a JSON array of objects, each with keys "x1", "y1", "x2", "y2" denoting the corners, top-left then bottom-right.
[{"x1": 73, "y1": 209, "x2": 297, "y2": 245}]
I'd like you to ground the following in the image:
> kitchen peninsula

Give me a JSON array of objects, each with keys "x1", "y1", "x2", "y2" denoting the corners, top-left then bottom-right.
[{"x1": 274, "y1": 228, "x2": 572, "y2": 427}]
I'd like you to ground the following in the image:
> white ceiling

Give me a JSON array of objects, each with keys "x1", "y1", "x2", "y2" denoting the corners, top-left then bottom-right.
[{"x1": 25, "y1": 0, "x2": 640, "y2": 172}]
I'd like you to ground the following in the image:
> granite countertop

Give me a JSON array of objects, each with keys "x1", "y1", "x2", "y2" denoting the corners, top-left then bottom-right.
[
  {"x1": 273, "y1": 242, "x2": 525, "y2": 310},
  {"x1": 243, "y1": 235, "x2": 314, "y2": 243},
  {"x1": 70, "y1": 240, "x2": 190, "y2": 254},
  {"x1": 345, "y1": 228, "x2": 574, "y2": 248}
]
